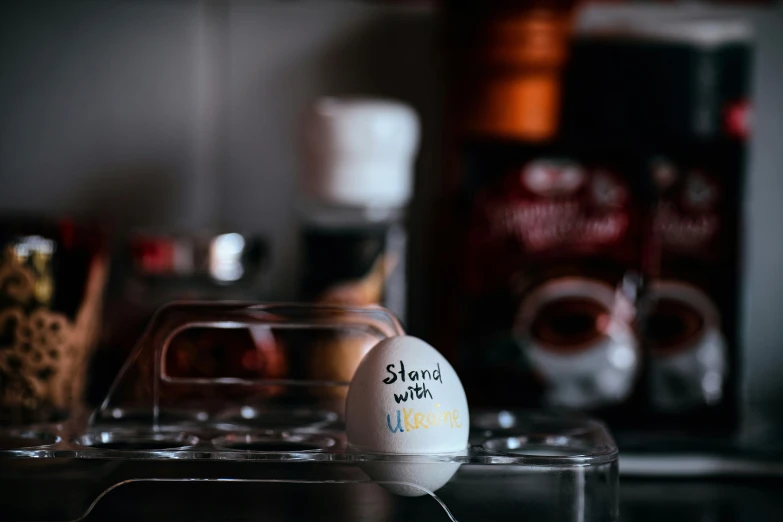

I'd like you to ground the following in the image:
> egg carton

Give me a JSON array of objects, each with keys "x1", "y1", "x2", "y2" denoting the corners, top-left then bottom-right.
[{"x1": 0, "y1": 303, "x2": 619, "y2": 522}]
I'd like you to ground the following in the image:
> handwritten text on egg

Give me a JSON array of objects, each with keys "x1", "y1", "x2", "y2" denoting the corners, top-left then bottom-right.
[
  {"x1": 386, "y1": 405, "x2": 462, "y2": 433},
  {"x1": 383, "y1": 360, "x2": 462, "y2": 433},
  {"x1": 383, "y1": 360, "x2": 441, "y2": 403}
]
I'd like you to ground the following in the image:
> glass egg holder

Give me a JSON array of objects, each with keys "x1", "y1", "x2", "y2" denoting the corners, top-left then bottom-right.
[{"x1": 0, "y1": 302, "x2": 619, "y2": 522}]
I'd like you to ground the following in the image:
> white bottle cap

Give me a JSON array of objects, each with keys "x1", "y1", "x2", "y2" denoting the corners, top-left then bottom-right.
[{"x1": 301, "y1": 97, "x2": 420, "y2": 209}]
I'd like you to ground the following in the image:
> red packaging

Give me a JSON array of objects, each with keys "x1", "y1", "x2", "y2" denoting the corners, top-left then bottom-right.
[{"x1": 455, "y1": 140, "x2": 644, "y2": 414}]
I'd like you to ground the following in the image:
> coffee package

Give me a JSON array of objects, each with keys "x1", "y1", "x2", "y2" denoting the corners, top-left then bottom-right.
[
  {"x1": 456, "y1": 140, "x2": 644, "y2": 414},
  {"x1": 638, "y1": 141, "x2": 744, "y2": 433}
]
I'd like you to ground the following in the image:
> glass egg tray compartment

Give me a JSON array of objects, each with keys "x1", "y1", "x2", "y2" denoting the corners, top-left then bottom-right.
[{"x1": 0, "y1": 303, "x2": 619, "y2": 522}]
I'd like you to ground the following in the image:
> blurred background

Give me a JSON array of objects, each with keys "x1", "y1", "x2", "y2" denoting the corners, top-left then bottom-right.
[{"x1": 0, "y1": 0, "x2": 782, "y2": 517}]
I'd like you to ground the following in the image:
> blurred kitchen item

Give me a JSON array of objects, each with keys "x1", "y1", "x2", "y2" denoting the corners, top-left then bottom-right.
[
  {"x1": 439, "y1": 10, "x2": 751, "y2": 435},
  {"x1": 563, "y1": 15, "x2": 751, "y2": 435},
  {"x1": 640, "y1": 139, "x2": 744, "y2": 429},
  {"x1": 163, "y1": 325, "x2": 289, "y2": 398},
  {"x1": 0, "y1": 217, "x2": 107, "y2": 425},
  {"x1": 298, "y1": 97, "x2": 420, "y2": 323},
  {"x1": 454, "y1": 140, "x2": 644, "y2": 411},
  {"x1": 440, "y1": 2, "x2": 641, "y2": 413},
  {"x1": 127, "y1": 231, "x2": 266, "y2": 286},
  {"x1": 298, "y1": 98, "x2": 419, "y2": 405},
  {"x1": 306, "y1": 331, "x2": 377, "y2": 401},
  {"x1": 516, "y1": 276, "x2": 639, "y2": 409},
  {"x1": 640, "y1": 21, "x2": 750, "y2": 433},
  {"x1": 564, "y1": 16, "x2": 753, "y2": 142},
  {"x1": 474, "y1": 10, "x2": 568, "y2": 139},
  {"x1": 643, "y1": 280, "x2": 727, "y2": 412},
  {"x1": 87, "y1": 231, "x2": 268, "y2": 405},
  {"x1": 448, "y1": 1, "x2": 575, "y2": 142}
]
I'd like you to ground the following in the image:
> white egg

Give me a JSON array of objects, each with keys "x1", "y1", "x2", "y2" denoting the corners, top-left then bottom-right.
[
  {"x1": 346, "y1": 336, "x2": 470, "y2": 454},
  {"x1": 345, "y1": 336, "x2": 469, "y2": 496}
]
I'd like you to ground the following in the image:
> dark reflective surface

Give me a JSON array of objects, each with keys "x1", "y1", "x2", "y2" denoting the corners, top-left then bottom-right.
[{"x1": 620, "y1": 479, "x2": 783, "y2": 522}]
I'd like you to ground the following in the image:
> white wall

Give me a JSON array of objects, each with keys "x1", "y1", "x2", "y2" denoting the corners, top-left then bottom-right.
[
  {"x1": 736, "y1": 7, "x2": 783, "y2": 443},
  {"x1": 0, "y1": 0, "x2": 209, "y2": 229}
]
